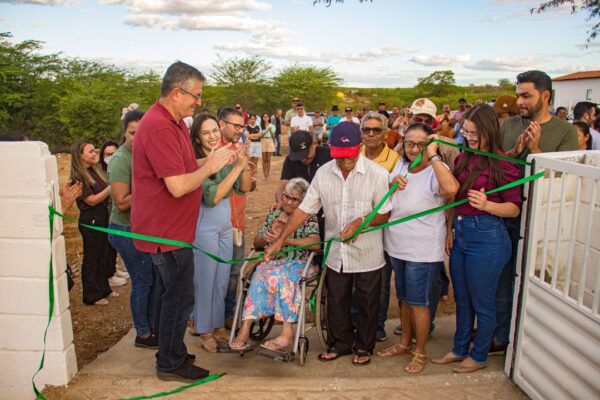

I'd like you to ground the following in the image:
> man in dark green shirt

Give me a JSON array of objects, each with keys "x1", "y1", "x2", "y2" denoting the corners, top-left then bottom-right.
[
  {"x1": 502, "y1": 70, "x2": 577, "y2": 161},
  {"x1": 494, "y1": 70, "x2": 577, "y2": 355}
]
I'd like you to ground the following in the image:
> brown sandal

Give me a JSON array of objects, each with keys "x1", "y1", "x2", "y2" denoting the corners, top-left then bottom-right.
[
  {"x1": 376, "y1": 343, "x2": 412, "y2": 358},
  {"x1": 199, "y1": 333, "x2": 217, "y2": 353},
  {"x1": 213, "y1": 328, "x2": 231, "y2": 342},
  {"x1": 405, "y1": 352, "x2": 427, "y2": 374}
]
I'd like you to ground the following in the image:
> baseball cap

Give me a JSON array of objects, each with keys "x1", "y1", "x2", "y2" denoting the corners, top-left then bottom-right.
[
  {"x1": 288, "y1": 131, "x2": 313, "y2": 161},
  {"x1": 330, "y1": 121, "x2": 361, "y2": 159},
  {"x1": 345, "y1": 106, "x2": 352, "y2": 112},
  {"x1": 493, "y1": 95, "x2": 519, "y2": 115},
  {"x1": 410, "y1": 98, "x2": 437, "y2": 119}
]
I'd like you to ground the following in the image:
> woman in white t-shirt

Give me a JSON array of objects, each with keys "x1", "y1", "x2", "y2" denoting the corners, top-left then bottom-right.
[{"x1": 378, "y1": 123, "x2": 459, "y2": 374}]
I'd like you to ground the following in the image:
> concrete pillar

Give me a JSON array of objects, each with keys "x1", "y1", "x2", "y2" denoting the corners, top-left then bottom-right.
[{"x1": 0, "y1": 142, "x2": 77, "y2": 400}]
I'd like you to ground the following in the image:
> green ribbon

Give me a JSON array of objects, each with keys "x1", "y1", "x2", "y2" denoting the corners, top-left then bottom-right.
[
  {"x1": 115, "y1": 373, "x2": 226, "y2": 400},
  {"x1": 36, "y1": 140, "x2": 542, "y2": 399}
]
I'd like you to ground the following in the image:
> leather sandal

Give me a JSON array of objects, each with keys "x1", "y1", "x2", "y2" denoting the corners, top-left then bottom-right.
[
  {"x1": 404, "y1": 352, "x2": 427, "y2": 374},
  {"x1": 431, "y1": 351, "x2": 466, "y2": 364},
  {"x1": 377, "y1": 342, "x2": 412, "y2": 358},
  {"x1": 199, "y1": 333, "x2": 217, "y2": 353}
]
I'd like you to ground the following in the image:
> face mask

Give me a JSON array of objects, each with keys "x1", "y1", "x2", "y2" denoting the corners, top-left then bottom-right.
[{"x1": 104, "y1": 155, "x2": 112, "y2": 165}]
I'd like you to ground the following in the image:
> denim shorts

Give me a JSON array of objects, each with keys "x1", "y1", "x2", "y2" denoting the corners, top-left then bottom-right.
[{"x1": 390, "y1": 257, "x2": 442, "y2": 307}]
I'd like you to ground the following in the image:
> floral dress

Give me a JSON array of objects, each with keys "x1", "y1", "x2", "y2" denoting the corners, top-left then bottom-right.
[{"x1": 242, "y1": 209, "x2": 320, "y2": 322}]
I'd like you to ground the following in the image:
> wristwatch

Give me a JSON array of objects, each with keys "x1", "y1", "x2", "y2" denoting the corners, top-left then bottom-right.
[{"x1": 430, "y1": 155, "x2": 442, "y2": 163}]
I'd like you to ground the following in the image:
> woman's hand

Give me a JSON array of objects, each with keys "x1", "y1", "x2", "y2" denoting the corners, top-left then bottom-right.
[
  {"x1": 445, "y1": 229, "x2": 454, "y2": 256},
  {"x1": 59, "y1": 180, "x2": 83, "y2": 211},
  {"x1": 467, "y1": 188, "x2": 488, "y2": 212},
  {"x1": 263, "y1": 238, "x2": 283, "y2": 261},
  {"x1": 262, "y1": 231, "x2": 278, "y2": 244},
  {"x1": 339, "y1": 218, "x2": 363, "y2": 243},
  {"x1": 391, "y1": 175, "x2": 408, "y2": 191},
  {"x1": 427, "y1": 134, "x2": 439, "y2": 157}
]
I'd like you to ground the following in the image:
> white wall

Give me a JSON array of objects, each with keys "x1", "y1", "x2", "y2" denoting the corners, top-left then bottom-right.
[
  {"x1": 0, "y1": 142, "x2": 77, "y2": 400},
  {"x1": 553, "y1": 78, "x2": 600, "y2": 110}
]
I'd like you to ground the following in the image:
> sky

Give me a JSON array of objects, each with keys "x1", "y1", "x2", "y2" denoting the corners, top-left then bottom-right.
[{"x1": 1, "y1": 0, "x2": 600, "y2": 88}]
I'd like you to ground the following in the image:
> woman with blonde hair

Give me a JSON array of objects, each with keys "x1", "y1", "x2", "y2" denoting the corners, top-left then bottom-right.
[{"x1": 70, "y1": 139, "x2": 113, "y2": 305}]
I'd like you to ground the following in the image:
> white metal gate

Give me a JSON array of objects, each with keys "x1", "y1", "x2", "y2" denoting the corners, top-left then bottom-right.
[{"x1": 508, "y1": 151, "x2": 600, "y2": 400}]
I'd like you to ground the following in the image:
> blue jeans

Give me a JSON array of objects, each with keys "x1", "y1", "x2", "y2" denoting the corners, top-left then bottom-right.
[
  {"x1": 274, "y1": 134, "x2": 281, "y2": 156},
  {"x1": 450, "y1": 214, "x2": 511, "y2": 364},
  {"x1": 390, "y1": 258, "x2": 442, "y2": 307},
  {"x1": 225, "y1": 234, "x2": 245, "y2": 320},
  {"x1": 108, "y1": 223, "x2": 157, "y2": 337},
  {"x1": 149, "y1": 248, "x2": 195, "y2": 372},
  {"x1": 494, "y1": 216, "x2": 521, "y2": 344}
]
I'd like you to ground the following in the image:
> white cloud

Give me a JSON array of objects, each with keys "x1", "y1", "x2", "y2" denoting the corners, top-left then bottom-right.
[
  {"x1": 547, "y1": 64, "x2": 600, "y2": 75},
  {"x1": 410, "y1": 54, "x2": 471, "y2": 67},
  {"x1": 124, "y1": 13, "x2": 282, "y2": 32},
  {"x1": 466, "y1": 57, "x2": 542, "y2": 71},
  {"x1": 0, "y1": 0, "x2": 75, "y2": 5},
  {"x1": 104, "y1": 0, "x2": 271, "y2": 15}
]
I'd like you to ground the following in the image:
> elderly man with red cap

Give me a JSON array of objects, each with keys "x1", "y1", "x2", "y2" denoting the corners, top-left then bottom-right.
[{"x1": 264, "y1": 121, "x2": 392, "y2": 366}]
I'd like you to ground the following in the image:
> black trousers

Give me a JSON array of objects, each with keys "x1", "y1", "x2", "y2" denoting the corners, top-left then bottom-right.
[
  {"x1": 326, "y1": 266, "x2": 381, "y2": 354},
  {"x1": 79, "y1": 210, "x2": 113, "y2": 304}
]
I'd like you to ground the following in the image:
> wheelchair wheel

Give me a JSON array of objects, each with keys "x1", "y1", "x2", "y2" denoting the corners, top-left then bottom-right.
[
  {"x1": 250, "y1": 316, "x2": 274, "y2": 340},
  {"x1": 315, "y1": 267, "x2": 333, "y2": 350},
  {"x1": 298, "y1": 336, "x2": 309, "y2": 366}
]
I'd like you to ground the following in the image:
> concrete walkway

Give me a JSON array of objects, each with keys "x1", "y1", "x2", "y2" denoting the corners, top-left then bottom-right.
[{"x1": 43, "y1": 316, "x2": 527, "y2": 399}]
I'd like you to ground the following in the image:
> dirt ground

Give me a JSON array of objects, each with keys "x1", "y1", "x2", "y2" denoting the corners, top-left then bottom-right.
[{"x1": 55, "y1": 141, "x2": 455, "y2": 371}]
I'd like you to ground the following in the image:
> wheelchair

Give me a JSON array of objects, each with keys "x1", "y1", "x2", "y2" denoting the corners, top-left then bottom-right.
[{"x1": 221, "y1": 248, "x2": 332, "y2": 365}]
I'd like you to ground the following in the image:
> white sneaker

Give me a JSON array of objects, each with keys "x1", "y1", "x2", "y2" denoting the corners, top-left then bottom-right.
[
  {"x1": 109, "y1": 275, "x2": 127, "y2": 287},
  {"x1": 115, "y1": 270, "x2": 130, "y2": 279}
]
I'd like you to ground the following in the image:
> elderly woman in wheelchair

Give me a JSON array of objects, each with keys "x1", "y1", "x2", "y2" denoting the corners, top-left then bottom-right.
[{"x1": 229, "y1": 177, "x2": 320, "y2": 353}]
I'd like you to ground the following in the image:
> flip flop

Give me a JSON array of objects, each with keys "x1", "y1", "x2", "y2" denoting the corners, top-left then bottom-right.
[
  {"x1": 317, "y1": 347, "x2": 351, "y2": 362},
  {"x1": 352, "y1": 350, "x2": 371, "y2": 366},
  {"x1": 260, "y1": 340, "x2": 288, "y2": 353},
  {"x1": 229, "y1": 340, "x2": 252, "y2": 352}
]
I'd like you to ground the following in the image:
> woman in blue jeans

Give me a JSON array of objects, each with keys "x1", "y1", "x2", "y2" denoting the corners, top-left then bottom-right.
[
  {"x1": 190, "y1": 113, "x2": 253, "y2": 352},
  {"x1": 107, "y1": 109, "x2": 158, "y2": 348},
  {"x1": 432, "y1": 104, "x2": 521, "y2": 373},
  {"x1": 378, "y1": 123, "x2": 459, "y2": 373}
]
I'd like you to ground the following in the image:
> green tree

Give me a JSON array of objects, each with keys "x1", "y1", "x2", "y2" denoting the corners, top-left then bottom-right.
[
  {"x1": 210, "y1": 55, "x2": 272, "y2": 114},
  {"x1": 271, "y1": 64, "x2": 341, "y2": 111},
  {"x1": 532, "y1": 1, "x2": 600, "y2": 45},
  {"x1": 415, "y1": 70, "x2": 456, "y2": 97}
]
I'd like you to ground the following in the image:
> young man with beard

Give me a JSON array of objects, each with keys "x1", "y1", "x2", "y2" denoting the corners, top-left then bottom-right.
[
  {"x1": 218, "y1": 107, "x2": 258, "y2": 329},
  {"x1": 495, "y1": 70, "x2": 577, "y2": 354}
]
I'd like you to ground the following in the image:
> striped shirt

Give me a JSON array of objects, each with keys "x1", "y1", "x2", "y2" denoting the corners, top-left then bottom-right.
[{"x1": 299, "y1": 155, "x2": 393, "y2": 273}]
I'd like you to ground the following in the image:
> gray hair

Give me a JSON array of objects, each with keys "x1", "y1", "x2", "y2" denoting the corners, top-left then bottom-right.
[
  {"x1": 161, "y1": 61, "x2": 206, "y2": 97},
  {"x1": 285, "y1": 177, "x2": 310, "y2": 199},
  {"x1": 360, "y1": 111, "x2": 388, "y2": 130}
]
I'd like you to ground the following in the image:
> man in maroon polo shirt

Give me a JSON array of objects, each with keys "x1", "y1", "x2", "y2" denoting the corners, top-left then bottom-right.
[{"x1": 132, "y1": 61, "x2": 235, "y2": 382}]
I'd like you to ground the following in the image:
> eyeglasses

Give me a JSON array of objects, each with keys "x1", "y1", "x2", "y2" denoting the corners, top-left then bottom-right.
[
  {"x1": 462, "y1": 130, "x2": 479, "y2": 141},
  {"x1": 179, "y1": 87, "x2": 202, "y2": 102},
  {"x1": 200, "y1": 127, "x2": 220, "y2": 137},
  {"x1": 282, "y1": 192, "x2": 302, "y2": 204},
  {"x1": 404, "y1": 141, "x2": 428, "y2": 150},
  {"x1": 361, "y1": 127, "x2": 384, "y2": 135},
  {"x1": 235, "y1": 106, "x2": 241, "y2": 109},
  {"x1": 222, "y1": 120, "x2": 245, "y2": 131}
]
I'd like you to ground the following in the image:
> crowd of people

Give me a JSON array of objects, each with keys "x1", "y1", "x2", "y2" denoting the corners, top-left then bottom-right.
[{"x1": 20, "y1": 63, "x2": 593, "y2": 382}]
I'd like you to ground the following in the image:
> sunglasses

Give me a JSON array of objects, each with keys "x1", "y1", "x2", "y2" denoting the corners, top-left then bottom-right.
[{"x1": 361, "y1": 127, "x2": 384, "y2": 135}]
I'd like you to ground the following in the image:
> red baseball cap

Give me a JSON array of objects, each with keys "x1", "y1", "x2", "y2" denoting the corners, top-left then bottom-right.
[{"x1": 330, "y1": 121, "x2": 361, "y2": 159}]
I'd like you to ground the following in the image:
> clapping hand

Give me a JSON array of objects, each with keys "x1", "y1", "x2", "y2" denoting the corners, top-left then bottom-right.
[{"x1": 206, "y1": 143, "x2": 236, "y2": 174}]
